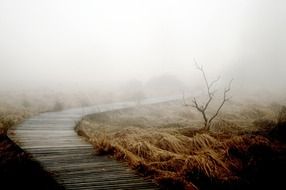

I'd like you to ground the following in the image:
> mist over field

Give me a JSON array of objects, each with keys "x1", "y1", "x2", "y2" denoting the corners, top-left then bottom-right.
[
  {"x1": 0, "y1": 0, "x2": 285, "y2": 101},
  {"x1": 2, "y1": 2, "x2": 286, "y2": 190}
]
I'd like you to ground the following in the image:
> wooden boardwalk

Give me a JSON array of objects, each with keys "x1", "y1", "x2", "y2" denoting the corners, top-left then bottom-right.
[{"x1": 8, "y1": 97, "x2": 178, "y2": 190}]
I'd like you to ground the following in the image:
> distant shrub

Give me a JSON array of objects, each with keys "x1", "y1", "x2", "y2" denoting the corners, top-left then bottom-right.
[
  {"x1": 53, "y1": 101, "x2": 64, "y2": 111},
  {"x1": 0, "y1": 114, "x2": 23, "y2": 134},
  {"x1": 22, "y1": 99, "x2": 31, "y2": 108}
]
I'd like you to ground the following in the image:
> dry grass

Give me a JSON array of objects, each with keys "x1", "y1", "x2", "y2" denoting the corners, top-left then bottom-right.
[
  {"x1": 0, "y1": 89, "x2": 118, "y2": 133},
  {"x1": 76, "y1": 101, "x2": 286, "y2": 189},
  {"x1": 0, "y1": 109, "x2": 31, "y2": 134}
]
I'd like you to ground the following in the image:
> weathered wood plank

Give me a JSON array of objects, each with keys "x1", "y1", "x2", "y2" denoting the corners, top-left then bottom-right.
[{"x1": 7, "y1": 97, "x2": 180, "y2": 189}]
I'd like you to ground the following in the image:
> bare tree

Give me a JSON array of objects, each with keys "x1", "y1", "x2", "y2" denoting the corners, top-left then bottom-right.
[{"x1": 184, "y1": 61, "x2": 233, "y2": 130}]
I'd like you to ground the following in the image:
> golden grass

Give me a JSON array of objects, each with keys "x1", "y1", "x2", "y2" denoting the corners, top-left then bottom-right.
[
  {"x1": 76, "y1": 100, "x2": 286, "y2": 189},
  {"x1": 0, "y1": 110, "x2": 30, "y2": 134},
  {"x1": 0, "y1": 89, "x2": 120, "y2": 133},
  {"x1": 77, "y1": 125, "x2": 275, "y2": 189}
]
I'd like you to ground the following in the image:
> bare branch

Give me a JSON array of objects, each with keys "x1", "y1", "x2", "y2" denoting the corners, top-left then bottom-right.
[
  {"x1": 209, "y1": 76, "x2": 221, "y2": 89},
  {"x1": 194, "y1": 58, "x2": 203, "y2": 71},
  {"x1": 194, "y1": 61, "x2": 220, "y2": 100},
  {"x1": 192, "y1": 98, "x2": 202, "y2": 111},
  {"x1": 190, "y1": 59, "x2": 233, "y2": 130},
  {"x1": 225, "y1": 79, "x2": 233, "y2": 92},
  {"x1": 192, "y1": 97, "x2": 208, "y2": 125},
  {"x1": 203, "y1": 96, "x2": 213, "y2": 111},
  {"x1": 208, "y1": 79, "x2": 233, "y2": 126}
]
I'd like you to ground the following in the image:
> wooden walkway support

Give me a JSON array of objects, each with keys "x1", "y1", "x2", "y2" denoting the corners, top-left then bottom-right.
[{"x1": 8, "y1": 97, "x2": 179, "y2": 189}]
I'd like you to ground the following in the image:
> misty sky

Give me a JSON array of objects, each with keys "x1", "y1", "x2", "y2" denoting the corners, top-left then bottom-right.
[{"x1": 0, "y1": 0, "x2": 285, "y2": 90}]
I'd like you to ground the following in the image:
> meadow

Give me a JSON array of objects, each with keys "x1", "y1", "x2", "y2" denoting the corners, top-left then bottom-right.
[{"x1": 76, "y1": 99, "x2": 286, "y2": 190}]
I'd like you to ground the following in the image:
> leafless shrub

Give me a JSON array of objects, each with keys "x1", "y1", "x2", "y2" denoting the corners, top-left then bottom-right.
[{"x1": 184, "y1": 61, "x2": 233, "y2": 130}]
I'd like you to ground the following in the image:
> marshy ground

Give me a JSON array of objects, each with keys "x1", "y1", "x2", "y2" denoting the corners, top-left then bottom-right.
[{"x1": 77, "y1": 100, "x2": 286, "y2": 190}]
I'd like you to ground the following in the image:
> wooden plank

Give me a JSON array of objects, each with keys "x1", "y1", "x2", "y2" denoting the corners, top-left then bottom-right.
[{"x1": 6, "y1": 97, "x2": 180, "y2": 189}]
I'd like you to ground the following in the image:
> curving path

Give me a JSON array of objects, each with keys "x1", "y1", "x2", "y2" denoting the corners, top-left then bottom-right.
[{"x1": 8, "y1": 96, "x2": 179, "y2": 190}]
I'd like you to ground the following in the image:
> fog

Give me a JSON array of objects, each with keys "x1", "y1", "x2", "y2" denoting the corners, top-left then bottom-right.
[{"x1": 0, "y1": 0, "x2": 285, "y2": 99}]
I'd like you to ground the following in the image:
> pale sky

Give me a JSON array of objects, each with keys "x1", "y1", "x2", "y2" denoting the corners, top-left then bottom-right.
[{"x1": 0, "y1": 0, "x2": 285, "y2": 90}]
